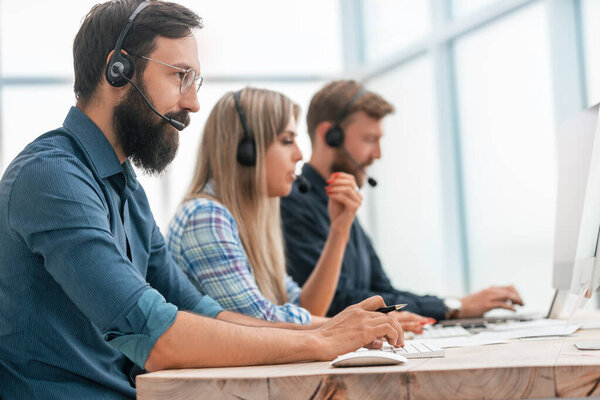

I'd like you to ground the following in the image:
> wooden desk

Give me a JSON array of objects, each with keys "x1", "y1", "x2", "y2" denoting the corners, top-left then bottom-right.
[{"x1": 137, "y1": 327, "x2": 600, "y2": 399}]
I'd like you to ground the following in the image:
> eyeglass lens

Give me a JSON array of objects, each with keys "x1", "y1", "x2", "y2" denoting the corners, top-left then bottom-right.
[{"x1": 181, "y1": 70, "x2": 203, "y2": 94}]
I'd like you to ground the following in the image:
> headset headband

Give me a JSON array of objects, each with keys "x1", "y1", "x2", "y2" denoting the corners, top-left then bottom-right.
[
  {"x1": 112, "y1": 1, "x2": 151, "y2": 57},
  {"x1": 233, "y1": 90, "x2": 252, "y2": 140},
  {"x1": 333, "y1": 87, "x2": 366, "y2": 127}
]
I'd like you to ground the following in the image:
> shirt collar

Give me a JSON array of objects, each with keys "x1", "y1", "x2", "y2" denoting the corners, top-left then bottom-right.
[
  {"x1": 301, "y1": 163, "x2": 328, "y2": 199},
  {"x1": 62, "y1": 106, "x2": 124, "y2": 179},
  {"x1": 122, "y1": 160, "x2": 139, "y2": 191},
  {"x1": 203, "y1": 180, "x2": 217, "y2": 198}
]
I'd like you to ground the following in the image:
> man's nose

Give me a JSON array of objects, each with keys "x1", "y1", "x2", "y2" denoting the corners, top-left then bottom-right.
[
  {"x1": 181, "y1": 87, "x2": 200, "y2": 113},
  {"x1": 373, "y1": 141, "x2": 382, "y2": 159}
]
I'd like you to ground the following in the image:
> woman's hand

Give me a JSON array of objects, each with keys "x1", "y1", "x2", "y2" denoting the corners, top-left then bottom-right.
[
  {"x1": 326, "y1": 172, "x2": 362, "y2": 235},
  {"x1": 391, "y1": 311, "x2": 435, "y2": 334},
  {"x1": 299, "y1": 172, "x2": 362, "y2": 316}
]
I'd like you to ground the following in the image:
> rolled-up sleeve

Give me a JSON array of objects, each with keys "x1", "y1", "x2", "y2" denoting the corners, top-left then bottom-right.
[
  {"x1": 146, "y1": 221, "x2": 223, "y2": 318},
  {"x1": 7, "y1": 153, "x2": 179, "y2": 367},
  {"x1": 284, "y1": 274, "x2": 303, "y2": 306}
]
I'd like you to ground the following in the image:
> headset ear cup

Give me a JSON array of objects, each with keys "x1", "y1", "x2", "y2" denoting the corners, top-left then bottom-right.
[
  {"x1": 325, "y1": 126, "x2": 344, "y2": 148},
  {"x1": 237, "y1": 136, "x2": 257, "y2": 166},
  {"x1": 105, "y1": 52, "x2": 135, "y2": 87}
]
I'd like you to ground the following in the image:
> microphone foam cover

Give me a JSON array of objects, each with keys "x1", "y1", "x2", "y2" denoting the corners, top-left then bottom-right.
[{"x1": 297, "y1": 175, "x2": 310, "y2": 193}]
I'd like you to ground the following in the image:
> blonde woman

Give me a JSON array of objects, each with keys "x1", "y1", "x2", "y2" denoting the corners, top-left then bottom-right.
[{"x1": 167, "y1": 87, "x2": 428, "y2": 330}]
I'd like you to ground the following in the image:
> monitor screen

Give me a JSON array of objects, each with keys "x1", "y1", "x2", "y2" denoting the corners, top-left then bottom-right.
[{"x1": 553, "y1": 104, "x2": 600, "y2": 298}]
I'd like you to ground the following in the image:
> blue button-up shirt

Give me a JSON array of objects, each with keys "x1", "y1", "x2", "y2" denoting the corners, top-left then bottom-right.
[
  {"x1": 281, "y1": 163, "x2": 446, "y2": 320},
  {"x1": 0, "y1": 107, "x2": 223, "y2": 399}
]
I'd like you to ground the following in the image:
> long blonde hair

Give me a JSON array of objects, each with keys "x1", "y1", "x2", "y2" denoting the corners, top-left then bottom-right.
[{"x1": 185, "y1": 87, "x2": 301, "y2": 305}]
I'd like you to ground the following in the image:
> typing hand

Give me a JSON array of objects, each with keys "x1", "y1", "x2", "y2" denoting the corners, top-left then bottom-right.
[
  {"x1": 325, "y1": 172, "x2": 362, "y2": 235},
  {"x1": 313, "y1": 296, "x2": 404, "y2": 360},
  {"x1": 459, "y1": 285, "x2": 524, "y2": 318},
  {"x1": 392, "y1": 311, "x2": 435, "y2": 334}
]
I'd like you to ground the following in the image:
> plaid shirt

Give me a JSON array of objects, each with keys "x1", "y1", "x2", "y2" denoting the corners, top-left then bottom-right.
[{"x1": 167, "y1": 197, "x2": 311, "y2": 325}]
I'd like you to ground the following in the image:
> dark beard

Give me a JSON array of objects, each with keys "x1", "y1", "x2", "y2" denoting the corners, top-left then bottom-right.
[
  {"x1": 113, "y1": 81, "x2": 189, "y2": 175},
  {"x1": 331, "y1": 148, "x2": 366, "y2": 188}
]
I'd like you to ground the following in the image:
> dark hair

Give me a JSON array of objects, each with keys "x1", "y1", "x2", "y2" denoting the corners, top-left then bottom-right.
[
  {"x1": 306, "y1": 80, "x2": 394, "y2": 144},
  {"x1": 73, "y1": 0, "x2": 202, "y2": 104}
]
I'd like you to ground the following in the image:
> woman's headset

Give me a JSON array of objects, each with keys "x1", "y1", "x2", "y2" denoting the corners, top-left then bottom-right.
[
  {"x1": 233, "y1": 90, "x2": 257, "y2": 167},
  {"x1": 232, "y1": 90, "x2": 310, "y2": 192}
]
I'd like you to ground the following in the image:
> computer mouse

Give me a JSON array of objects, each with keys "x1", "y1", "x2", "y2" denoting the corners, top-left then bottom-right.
[{"x1": 330, "y1": 350, "x2": 407, "y2": 367}]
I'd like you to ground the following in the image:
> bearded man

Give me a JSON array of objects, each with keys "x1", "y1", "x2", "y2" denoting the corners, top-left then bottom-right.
[
  {"x1": 0, "y1": 5, "x2": 404, "y2": 399},
  {"x1": 281, "y1": 80, "x2": 524, "y2": 321}
]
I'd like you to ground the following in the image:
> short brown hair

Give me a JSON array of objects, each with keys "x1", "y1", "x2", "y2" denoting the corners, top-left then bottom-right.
[
  {"x1": 306, "y1": 80, "x2": 394, "y2": 144},
  {"x1": 73, "y1": 0, "x2": 202, "y2": 104}
]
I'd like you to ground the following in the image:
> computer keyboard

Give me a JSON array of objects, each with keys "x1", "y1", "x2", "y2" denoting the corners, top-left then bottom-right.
[
  {"x1": 417, "y1": 325, "x2": 471, "y2": 339},
  {"x1": 330, "y1": 341, "x2": 445, "y2": 367},
  {"x1": 476, "y1": 321, "x2": 580, "y2": 340},
  {"x1": 380, "y1": 341, "x2": 445, "y2": 359}
]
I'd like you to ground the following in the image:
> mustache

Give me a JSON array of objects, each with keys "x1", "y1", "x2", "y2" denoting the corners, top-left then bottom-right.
[
  {"x1": 164, "y1": 110, "x2": 191, "y2": 129},
  {"x1": 362, "y1": 159, "x2": 374, "y2": 169}
]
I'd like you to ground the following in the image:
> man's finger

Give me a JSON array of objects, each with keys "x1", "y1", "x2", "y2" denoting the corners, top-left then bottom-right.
[
  {"x1": 495, "y1": 287, "x2": 524, "y2": 305},
  {"x1": 364, "y1": 339, "x2": 384, "y2": 350},
  {"x1": 357, "y1": 295, "x2": 386, "y2": 311},
  {"x1": 365, "y1": 316, "x2": 404, "y2": 346},
  {"x1": 490, "y1": 300, "x2": 516, "y2": 312},
  {"x1": 504, "y1": 286, "x2": 524, "y2": 305},
  {"x1": 372, "y1": 323, "x2": 400, "y2": 347}
]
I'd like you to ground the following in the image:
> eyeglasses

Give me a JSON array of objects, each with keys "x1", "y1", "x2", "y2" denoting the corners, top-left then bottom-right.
[{"x1": 134, "y1": 54, "x2": 203, "y2": 94}]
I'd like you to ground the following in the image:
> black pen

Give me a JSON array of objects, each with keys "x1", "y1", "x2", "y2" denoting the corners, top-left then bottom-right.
[{"x1": 376, "y1": 304, "x2": 407, "y2": 313}]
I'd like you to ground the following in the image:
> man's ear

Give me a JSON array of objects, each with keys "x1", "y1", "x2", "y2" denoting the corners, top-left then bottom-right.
[
  {"x1": 105, "y1": 49, "x2": 130, "y2": 65},
  {"x1": 106, "y1": 49, "x2": 116, "y2": 66},
  {"x1": 315, "y1": 121, "x2": 333, "y2": 144}
]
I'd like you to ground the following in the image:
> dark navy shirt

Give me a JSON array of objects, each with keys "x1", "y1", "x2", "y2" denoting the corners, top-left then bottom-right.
[
  {"x1": 0, "y1": 107, "x2": 222, "y2": 399},
  {"x1": 281, "y1": 163, "x2": 446, "y2": 320}
]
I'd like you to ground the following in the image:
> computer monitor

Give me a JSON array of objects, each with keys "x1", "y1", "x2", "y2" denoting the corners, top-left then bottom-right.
[{"x1": 553, "y1": 103, "x2": 600, "y2": 315}]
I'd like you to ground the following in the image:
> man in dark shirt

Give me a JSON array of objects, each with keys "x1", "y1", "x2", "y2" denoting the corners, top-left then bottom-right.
[
  {"x1": 282, "y1": 80, "x2": 524, "y2": 321},
  {"x1": 0, "y1": 6, "x2": 403, "y2": 399}
]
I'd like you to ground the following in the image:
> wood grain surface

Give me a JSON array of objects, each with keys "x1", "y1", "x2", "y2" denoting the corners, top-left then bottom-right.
[{"x1": 137, "y1": 317, "x2": 600, "y2": 399}]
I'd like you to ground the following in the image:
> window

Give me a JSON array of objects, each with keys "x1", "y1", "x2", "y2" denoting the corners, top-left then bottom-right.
[
  {"x1": 178, "y1": 0, "x2": 343, "y2": 76},
  {"x1": 0, "y1": 0, "x2": 99, "y2": 77},
  {"x1": 362, "y1": 0, "x2": 431, "y2": 63},
  {"x1": 454, "y1": 2, "x2": 556, "y2": 310},
  {"x1": 582, "y1": 0, "x2": 600, "y2": 106},
  {"x1": 452, "y1": 0, "x2": 501, "y2": 19},
  {"x1": 364, "y1": 57, "x2": 449, "y2": 296},
  {"x1": 1, "y1": 86, "x2": 74, "y2": 170}
]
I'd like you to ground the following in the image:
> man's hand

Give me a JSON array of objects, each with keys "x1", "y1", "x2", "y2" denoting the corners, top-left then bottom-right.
[
  {"x1": 326, "y1": 172, "x2": 362, "y2": 234},
  {"x1": 391, "y1": 311, "x2": 435, "y2": 334},
  {"x1": 312, "y1": 296, "x2": 404, "y2": 360},
  {"x1": 459, "y1": 285, "x2": 524, "y2": 318}
]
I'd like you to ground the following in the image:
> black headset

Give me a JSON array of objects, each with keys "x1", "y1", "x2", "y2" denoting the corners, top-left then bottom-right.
[
  {"x1": 105, "y1": 1, "x2": 150, "y2": 88},
  {"x1": 324, "y1": 87, "x2": 366, "y2": 148},
  {"x1": 233, "y1": 90, "x2": 257, "y2": 166},
  {"x1": 231, "y1": 89, "x2": 310, "y2": 193},
  {"x1": 103, "y1": 0, "x2": 185, "y2": 131}
]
